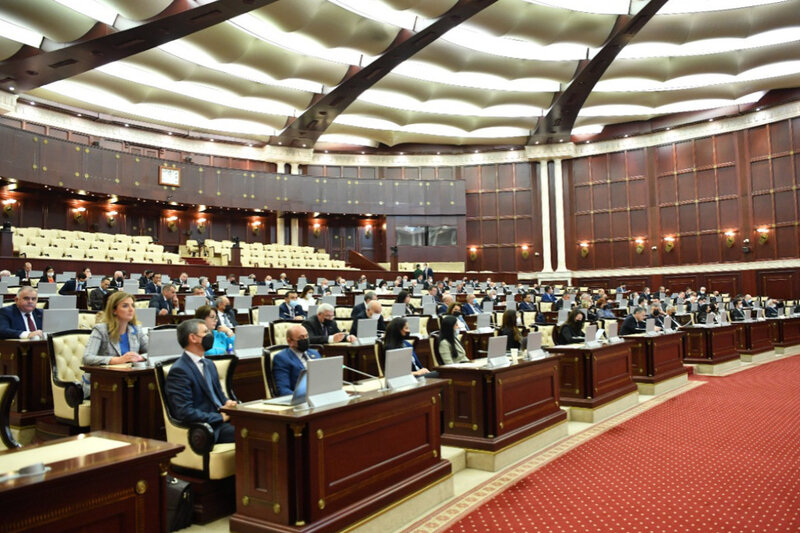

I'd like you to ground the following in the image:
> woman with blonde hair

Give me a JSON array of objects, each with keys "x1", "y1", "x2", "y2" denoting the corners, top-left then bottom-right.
[{"x1": 83, "y1": 291, "x2": 148, "y2": 367}]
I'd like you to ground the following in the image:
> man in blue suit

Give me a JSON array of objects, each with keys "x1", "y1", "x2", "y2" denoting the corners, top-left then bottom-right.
[
  {"x1": 165, "y1": 319, "x2": 237, "y2": 443},
  {"x1": 541, "y1": 286, "x2": 557, "y2": 303},
  {"x1": 0, "y1": 286, "x2": 44, "y2": 339},
  {"x1": 278, "y1": 290, "x2": 305, "y2": 321},
  {"x1": 58, "y1": 271, "x2": 88, "y2": 295},
  {"x1": 272, "y1": 324, "x2": 321, "y2": 396}
]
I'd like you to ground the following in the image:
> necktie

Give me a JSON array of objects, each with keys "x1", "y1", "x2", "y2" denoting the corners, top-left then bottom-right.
[
  {"x1": 25, "y1": 313, "x2": 36, "y2": 332},
  {"x1": 202, "y1": 359, "x2": 223, "y2": 407}
]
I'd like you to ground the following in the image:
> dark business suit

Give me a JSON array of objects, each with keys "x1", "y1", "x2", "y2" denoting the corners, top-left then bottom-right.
[
  {"x1": 461, "y1": 302, "x2": 479, "y2": 316},
  {"x1": 165, "y1": 352, "x2": 233, "y2": 443},
  {"x1": 15, "y1": 269, "x2": 32, "y2": 282},
  {"x1": 88, "y1": 287, "x2": 110, "y2": 311},
  {"x1": 58, "y1": 279, "x2": 85, "y2": 295},
  {"x1": 350, "y1": 303, "x2": 367, "y2": 319},
  {"x1": 272, "y1": 347, "x2": 321, "y2": 396},
  {"x1": 558, "y1": 323, "x2": 584, "y2": 344},
  {"x1": 730, "y1": 308, "x2": 745, "y2": 321},
  {"x1": 278, "y1": 301, "x2": 304, "y2": 320},
  {"x1": 220, "y1": 307, "x2": 238, "y2": 327},
  {"x1": 0, "y1": 305, "x2": 43, "y2": 339},
  {"x1": 149, "y1": 294, "x2": 174, "y2": 314},
  {"x1": 519, "y1": 301, "x2": 536, "y2": 312},
  {"x1": 541, "y1": 292, "x2": 556, "y2": 303},
  {"x1": 301, "y1": 316, "x2": 344, "y2": 345},
  {"x1": 620, "y1": 315, "x2": 646, "y2": 335},
  {"x1": 765, "y1": 306, "x2": 779, "y2": 318},
  {"x1": 145, "y1": 281, "x2": 161, "y2": 294},
  {"x1": 38, "y1": 274, "x2": 56, "y2": 284}
]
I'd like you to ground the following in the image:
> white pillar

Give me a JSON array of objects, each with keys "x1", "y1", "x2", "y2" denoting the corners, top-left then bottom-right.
[
  {"x1": 290, "y1": 163, "x2": 300, "y2": 175},
  {"x1": 553, "y1": 159, "x2": 568, "y2": 272},
  {"x1": 276, "y1": 212, "x2": 285, "y2": 245},
  {"x1": 539, "y1": 161, "x2": 553, "y2": 273},
  {"x1": 290, "y1": 217, "x2": 299, "y2": 246},
  {"x1": 275, "y1": 162, "x2": 285, "y2": 174}
]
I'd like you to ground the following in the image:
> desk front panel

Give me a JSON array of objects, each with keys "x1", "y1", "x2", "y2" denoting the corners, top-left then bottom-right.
[
  {"x1": 683, "y1": 325, "x2": 740, "y2": 364},
  {"x1": 771, "y1": 317, "x2": 800, "y2": 347},
  {"x1": 0, "y1": 339, "x2": 52, "y2": 425},
  {"x1": 740, "y1": 321, "x2": 773, "y2": 354},
  {"x1": 591, "y1": 343, "x2": 634, "y2": 401},
  {"x1": 628, "y1": 333, "x2": 686, "y2": 383},
  {"x1": 86, "y1": 367, "x2": 164, "y2": 440}
]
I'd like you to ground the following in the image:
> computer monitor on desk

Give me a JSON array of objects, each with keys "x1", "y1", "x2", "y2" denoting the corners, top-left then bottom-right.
[
  {"x1": 147, "y1": 329, "x2": 183, "y2": 364},
  {"x1": 353, "y1": 319, "x2": 378, "y2": 346},
  {"x1": 486, "y1": 335, "x2": 510, "y2": 368},
  {"x1": 256, "y1": 305, "x2": 279, "y2": 325},
  {"x1": 384, "y1": 348, "x2": 418, "y2": 390},
  {"x1": 234, "y1": 325, "x2": 265, "y2": 358},
  {"x1": 43, "y1": 309, "x2": 78, "y2": 333}
]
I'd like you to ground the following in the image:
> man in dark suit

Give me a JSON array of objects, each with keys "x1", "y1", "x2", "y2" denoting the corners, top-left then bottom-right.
[
  {"x1": 620, "y1": 307, "x2": 648, "y2": 335},
  {"x1": 88, "y1": 277, "x2": 112, "y2": 311},
  {"x1": 541, "y1": 286, "x2": 556, "y2": 303},
  {"x1": 422, "y1": 263, "x2": 434, "y2": 281},
  {"x1": 279, "y1": 290, "x2": 305, "y2": 321},
  {"x1": 149, "y1": 283, "x2": 177, "y2": 316},
  {"x1": 764, "y1": 299, "x2": 780, "y2": 318},
  {"x1": 0, "y1": 286, "x2": 44, "y2": 339},
  {"x1": 15, "y1": 262, "x2": 33, "y2": 284},
  {"x1": 199, "y1": 276, "x2": 215, "y2": 302},
  {"x1": 139, "y1": 269, "x2": 154, "y2": 289},
  {"x1": 58, "y1": 272, "x2": 87, "y2": 295},
  {"x1": 165, "y1": 319, "x2": 237, "y2": 443},
  {"x1": 462, "y1": 298, "x2": 480, "y2": 316},
  {"x1": 350, "y1": 301, "x2": 386, "y2": 337},
  {"x1": 351, "y1": 292, "x2": 376, "y2": 319},
  {"x1": 272, "y1": 324, "x2": 321, "y2": 396},
  {"x1": 145, "y1": 273, "x2": 163, "y2": 295},
  {"x1": 519, "y1": 293, "x2": 536, "y2": 312},
  {"x1": 109, "y1": 270, "x2": 126, "y2": 289},
  {"x1": 730, "y1": 299, "x2": 746, "y2": 321},
  {"x1": 215, "y1": 296, "x2": 238, "y2": 328},
  {"x1": 301, "y1": 303, "x2": 355, "y2": 345}
]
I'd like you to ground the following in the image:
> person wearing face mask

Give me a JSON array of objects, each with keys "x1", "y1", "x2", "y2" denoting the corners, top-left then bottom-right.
[
  {"x1": 648, "y1": 303, "x2": 665, "y2": 328},
  {"x1": 279, "y1": 291, "x2": 305, "y2": 321},
  {"x1": 383, "y1": 317, "x2": 435, "y2": 377},
  {"x1": 558, "y1": 309, "x2": 586, "y2": 344},
  {"x1": 109, "y1": 270, "x2": 126, "y2": 289},
  {"x1": 462, "y1": 297, "x2": 480, "y2": 316},
  {"x1": 446, "y1": 302, "x2": 470, "y2": 331},
  {"x1": 302, "y1": 303, "x2": 355, "y2": 345},
  {"x1": 272, "y1": 325, "x2": 321, "y2": 396},
  {"x1": 199, "y1": 276, "x2": 215, "y2": 302},
  {"x1": 730, "y1": 298, "x2": 746, "y2": 321},
  {"x1": 39, "y1": 265, "x2": 56, "y2": 284},
  {"x1": 215, "y1": 296, "x2": 238, "y2": 328},
  {"x1": 350, "y1": 301, "x2": 385, "y2": 337},
  {"x1": 165, "y1": 319, "x2": 237, "y2": 444},
  {"x1": 194, "y1": 305, "x2": 235, "y2": 355},
  {"x1": 438, "y1": 315, "x2": 469, "y2": 365}
]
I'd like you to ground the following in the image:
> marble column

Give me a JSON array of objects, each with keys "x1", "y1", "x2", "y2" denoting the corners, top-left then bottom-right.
[
  {"x1": 553, "y1": 159, "x2": 568, "y2": 272},
  {"x1": 539, "y1": 161, "x2": 553, "y2": 273}
]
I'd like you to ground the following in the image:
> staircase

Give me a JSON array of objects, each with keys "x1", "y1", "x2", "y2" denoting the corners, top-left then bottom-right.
[{"x1": 183, "y1": 256, "x2": 210, "y2": 266}]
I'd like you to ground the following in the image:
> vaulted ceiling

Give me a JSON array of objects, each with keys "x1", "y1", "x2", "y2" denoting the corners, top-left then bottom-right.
[{"x1": 1, "y1": 0, "x2": 799, "y2": 150}]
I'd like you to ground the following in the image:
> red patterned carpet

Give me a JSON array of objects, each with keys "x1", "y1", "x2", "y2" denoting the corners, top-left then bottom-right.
[{"x1": 421, "y1": 355, "x2": 800, "y2": 532}]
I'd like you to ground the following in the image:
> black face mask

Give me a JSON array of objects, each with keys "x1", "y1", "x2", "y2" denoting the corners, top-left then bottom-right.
[
  {"x1": 201, "y1": 333, "x2": 214, "y2": 351},
  {"x1": 652, "y1": 310, "x2": 660, "y2": 316},
  {"x1": 296, "y1": 339, "x2": 309, "y2": 353},
  {"x1": 224, "y1": 304, "x2": 232, "y2": 313},
  {"x1": 453, "y1": 311, "x2": 461, "y2": 317}
]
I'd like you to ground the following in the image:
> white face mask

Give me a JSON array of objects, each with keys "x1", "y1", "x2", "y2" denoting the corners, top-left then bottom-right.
[{"x1": 371, "y1": 313, "x2": 380, "y2": 320}]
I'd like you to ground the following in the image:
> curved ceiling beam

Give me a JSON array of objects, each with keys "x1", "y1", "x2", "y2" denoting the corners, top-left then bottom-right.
[
  {"x1": 528, "y1": 0, "x2": 669, "y2": 145},
  {"x1": 0, "y1": 0, "x2": 281, "y2": 93},
  {"x1": 274, "y1": 0, "x2": 500, "y2": 149}
]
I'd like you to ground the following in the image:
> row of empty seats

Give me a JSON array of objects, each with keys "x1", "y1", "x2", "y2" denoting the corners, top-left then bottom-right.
[{"x1": 185, "y1": 239, "x2": 349, "y2": 269}]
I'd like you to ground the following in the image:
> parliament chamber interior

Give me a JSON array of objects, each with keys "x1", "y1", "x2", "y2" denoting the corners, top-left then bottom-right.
[{"x1": 1, "y1": 1, "x2": 800, "y2": 532}]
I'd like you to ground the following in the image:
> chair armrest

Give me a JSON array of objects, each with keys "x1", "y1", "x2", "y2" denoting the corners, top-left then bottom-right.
[
  {"x1": 188, "y1": 422, "x2": 215, "y2": 455},
  {"x1": 63, "y1": 381, "x2": 85, "y2": 408}
]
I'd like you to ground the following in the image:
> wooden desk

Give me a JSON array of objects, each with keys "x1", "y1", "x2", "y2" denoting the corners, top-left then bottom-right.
[
  {"x1": 320, "y1": 342, "x2": 380, "y2": 381},
  {"x1": 767, "y1": 316, "x2": 800, "y2": 350},
  {"x1": 546, "y1": 342, "x2": 637, "y2": 409},
  {"x1": 0, "y1": 431, "x2": 182, "y2": 532},
  {"x1": 436, "y1": 356, "x2": 566, "y2": 451},
  {"x1": 223, "y1": 381, "x2": 449, "y2": 533},
  {"x1": 232, "y1": 355, "x2": 267, "y2": 402},
  {"x1": 733, "y1": 320, "x2": 773, "y2": 356},
  {"x1": 624, "y1": 332, "x2": 687, "y2": 385},
  {"x1": 82, "y1": 365, "x2": 165, "y2": 440},
  {"x1": 463, "y1": 330, "x2": 494, "y2": 360},
  {"x1": 681, "y1": 324, "x2": 740, "y2": 365},
  {"x1": 0, "y1": 339, "x2": 52, "y2": 426}
]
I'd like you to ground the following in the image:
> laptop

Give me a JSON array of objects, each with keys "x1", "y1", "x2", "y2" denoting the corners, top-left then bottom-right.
[
  {"x1": 225, "y1": 287, "x2": 241, "y2": 297},
  {"x1": 255, "y1": 285, "x2": 271, "y2": 295},
  {"x1": 606, "y1": 321, "x2": 623, "y2": 343},
  {"x1": 37, "y1": 282, "x2": 58, "y2": 295},
  {"x1": 645, "y1": 318, "x2": 657, "y2": 336},
  {"x1": 233, "y1": 324, "x2": 265, "y2": 358},
  {"x1": 662, "y1": 315, "x2": 673, "y2": 331},
  {"x1": 384, "y1": 347, "x2": 418, "y2": 390},
  {"x1": 422, "y1": 302, "x2": 437, "y2": 316},
  {"x1": 485, "y1": 335, "x2": 510, "y2": 368},
  {"x1": 42, "y1": 309, "x2": 79, "y2": 333},
  {"x1": 264, "y1": 370, "x2": 308, "y2": 406},
  {"x1": 482, "y1": 301, "x2": 494, "y2": 313},
  {"x1": 525, "y1": 331, "x2": 546, "y2": 360},
  {"x1": 584, "y1": 324, "x2": 600, "y2": 347},
  {"x1": 256, "y1": 305, "x2": 280, "y2": 325},
  {"x1": 476, "y1": 313, "x2": 493, "y2": 333},
  {"x1": 321, "y1": 295, "x2": 337, "y2": 306},
  {"x1": 353, "y1": 319, "x2": 378, "y2": 346},
  {"x1": 353, "y1": 294, "x2": 365, "y2": 307},
  {"x1": 123, "y1": 280, "x2": 139, "y2": 293},
  {"x1": 56, "y1": 273, "x2": 75, "y2": 282},
  {"x1": 557, "y1": 309, "x2": 570, "y2": 325},
  {"x1": 421, "y1": 295, "x2": 433, "y2": 306},
  {"x1": 306, "y1": 356, "x2": 350, "y2": 408}
]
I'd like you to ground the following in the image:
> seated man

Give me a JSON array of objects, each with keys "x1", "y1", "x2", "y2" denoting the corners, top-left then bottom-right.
[
  {"x1": 149, "y1": 283, "x2": 178, "y2": 316},
  {"x1": 145, "y1": 273, "x2": 163, "y2": 295},
  {"x1": 351, "y1": 292, "x2": 375, "y2": 319},
  {"x1": 215, "y1": 296, "x2": 238, "y2": 328},
  {"x1": 620, "y1": 306, "x2": 654, "y2": 335},
  {"x1": 0, "y1": 286, "x2": 44, "y2": 340},
  {"x1": 15, "y1": 261, "x2": 33, "y2": 283},
  {"x1": 730, "y1": 299, "x2": 746, "y2": 321},
  {"x1": 519, "y1": 293, "x2": 536, "y2": 312},
  {"x1": 88, "y1": 276, "x2": 113, "y2": 311},
  {"x1": 350, "y1": 301, "x2": 386, "y2": 337},
  {"x1": 272, "y1": 325, "x2": 321, "y2": 396},
  {"x1": 302, "y1": 303, "x2": 356, "y2": 345},
  {"x1": 165, "y1": 319, "x2": 237, "y2": 443},
  {"x1": 59, "y1": 271, "x2": 87, "y2": 294},
  {"x1": 279, "y1": 290, "x2": 305, "y2": 321},
  {"x1": 110, "y1": 270, "x2": 126, "y2": 289}
]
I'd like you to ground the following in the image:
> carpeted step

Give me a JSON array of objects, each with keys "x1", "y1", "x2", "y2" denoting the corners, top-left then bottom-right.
[
  {"x1": 182, "y1": 256, "x2": 209, "y2": 266},
  {"x1": 441, "y1": 446, "x2": 466, "y2": 473}
]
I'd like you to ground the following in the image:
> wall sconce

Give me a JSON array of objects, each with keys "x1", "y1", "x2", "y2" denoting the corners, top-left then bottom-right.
[
  {"x1": 107, "y1": 210, "x2": 118, "y2": 227},
  {"x1": 72, "y1": 206, "x2": 86, "y2": 223},
  {"x1": 724, "y1": 230, "x2": 736, "y2": 248},
  {"x1": 167, "y1": 215, "x2": 179, "y2": 232},
  {"x1": 663, "y1": 235, "x2": 675, "y2": 253},
  {"x1": 579, "y1": 242, "x2": 589, "y2": 258},
  {"x1": 312, "y1": 222, "x2": 321, "y2": 237},
  {"x1": 634, "y1": 238, "x2": 645, "y2": 254},
  {"x1": 757, "y1": 226, "x2": 769, "y2": 245},
  {"x1": 196, "y1": 217, "x2": 207, "y2": 234},
  {"x1": 364, "y1": 224, "x2": 372, "y2": 238},
  {"x1": 2, "y1": 198, "x2": 16, "y2": 217},
  {"x1": 251, "y1": 220, "x2": 261, "y2": 235},
  {"x1": 521, "y1": 244, "x2": 530, "y2": 259},
  {"x1": 469, "y1": 246, "x2": 478, "y2": 261}
]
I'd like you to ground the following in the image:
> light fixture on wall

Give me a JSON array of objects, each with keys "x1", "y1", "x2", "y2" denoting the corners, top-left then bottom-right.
[
  {"x1": 724, "y1": 230, "x2": 736, "y2": 248},
  {"x1": 634, "y1": 238, "x2": 645, "y2": 254},
  {"x1": 579, "y1": 242, "x2": 589, "y2": 258},
  {"x1": 521, "y1": 244, "x2": 530, "y2": 259},
  {"x1": 757, "y1": 226, "x2": 769, "y2": 244},
  {"x1": 167, "y1": 215, "x2": 179, "y2": 232},
  {"x1": 312, "y1": 221, "x2": 321, "y2": 237},
  {"x1": 107, "y1": 210, "x2": 118, "y2": 227},
  {"x1": 251, "y1": 220, "x2": 262, "y2": 235},
  {"x1": 196, "y1": 217, "x2": 207, "y2": 233},
  {"x1": 663, "y1": 235, "x2": 675, "y2": 253},
  {"x1": 72, "y1": 206, "x2": 86, "y2": 223},
  {"x1": 2, "y1": 198, "x2": 16, "y2": 217},
  {"x1": 469, "y1": 246, "x2": 478, "y2": 261}
]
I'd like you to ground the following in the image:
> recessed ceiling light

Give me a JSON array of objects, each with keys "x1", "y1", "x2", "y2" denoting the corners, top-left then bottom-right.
[
  {"x1": 209, "y1": 139, "x2": 214, "y2": 142},
  {"x1": 76, "y1": 113, "x2": 82, "y2": 117},
  {"x1": 8, "y1": 87, "x2": 14, "y2": 91},
  {"x1": 124, "y1": 123, "x2": 129, "y2": 127},
  {"x1": 167, "y1": 131, "x2": 172, "y2": 136},
  {"x1": 623, "y1": 134, "x2": 629, "y2": 138},
  {"x1": 29, "y1": 101, "x2": 35, "y2": 106}
]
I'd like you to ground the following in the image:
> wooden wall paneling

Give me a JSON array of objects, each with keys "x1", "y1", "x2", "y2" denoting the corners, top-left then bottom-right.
[
  {"x1": 758, "y1": 270, "x2": 797, "y2": 300},
  {"x1": 705, "y1": 273, "x2": 740, "y2": 296}
]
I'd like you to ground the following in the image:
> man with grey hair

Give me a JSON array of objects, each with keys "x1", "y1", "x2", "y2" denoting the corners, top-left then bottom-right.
[
  {"x1": 149, "y1": 283, "x2": 177, "y2": 316},
  {"x1": 199, "y1": 276, "x2": 215, "y2": 301},
  {"x1": 165, "y1": 319, "x2": 237, "y2": 443},
  {"x1": 350, "y1": 301, "x2": 385, "y2": 337},
  {"x1": 0, "y1": 285, "x2": 43, "y2": 339},
  {"x1": 620, "y1": 306, "x2": 648, "y2": 335},
  {"x1": 351, "y1": 291, "x2": 376, "y2": 319},
  {"x1": 215, "y1": 295, "x2": 237, "y2": 328},
  {"x1": 301, "y1": 303, "x2": 356, "y2": 345}
]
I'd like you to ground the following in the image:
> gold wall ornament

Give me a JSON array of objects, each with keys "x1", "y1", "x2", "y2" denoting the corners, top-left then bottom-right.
[
  {"x1": 579, "y1": 242, "x2": 589, "y2": 257},
  {"x1": 135, "y1": 480, "x2": 147, "y2": 495},
  {"x1": 724, "y1": 231, "x2": 736, "y2": 248},
  {"x1": 468, "y1": 246, "x2": 478, "y2": 261},
  {"x1": 521, "y1": 244, "x2": 530, "y2": 259},
  {"x1": 634, "y1": 238, "x2": 645, "y2": 254},
  {"x1": 757, "y1": 227, "x2": 769, "y2": 244},
  {"x1": 663, "y1": 236, "x2": 675, "y2": 253}
]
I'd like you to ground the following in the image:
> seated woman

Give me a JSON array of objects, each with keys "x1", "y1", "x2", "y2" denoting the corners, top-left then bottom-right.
[
  {"x1": 395, "y1": 290, "x2": 416, "y2": 315},
  {"x1": 446, "y1": 302, "x2": 470, "y2": 331},
  {"x1": 383, "y1": 317, "x2": 435, "y2": 377},
  {"x1": 39, "y1": 265, "x2": 56, "y2": 284},
  {"x1": 438, "y1": 315, "x2": 469, "y2": 365},
  {"x1": 498, "y1": 309, "x2": 523, "y2": 350},
  {"x1": 83, "y1": 291, "x2": 148, "y2": 396},
  {"x1": 558, "y1": 309, "x2": 586, "y2": 344},
  {"x1": 297, "y1": 285, "x2": 316, "y2": 313},
  {"x1": 194, "y1": 305, "x2": 235, "y2": 355}
]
